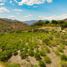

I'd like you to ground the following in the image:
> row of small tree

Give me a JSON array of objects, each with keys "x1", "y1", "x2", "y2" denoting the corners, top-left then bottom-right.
[{"x1": 31, "y1": 20, "x2": 67, "y2": 28}]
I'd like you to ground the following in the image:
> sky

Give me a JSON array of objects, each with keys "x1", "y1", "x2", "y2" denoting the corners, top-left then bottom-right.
[{"x1": 0, "y1": 0, "x2": 67, "y2": 21}]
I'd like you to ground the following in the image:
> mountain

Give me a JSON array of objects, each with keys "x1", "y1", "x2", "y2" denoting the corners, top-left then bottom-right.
[
  {"x1": 63, "y1": 18, "x2": 67, "y2": 22},
  {"x1": 24, "y1": 20, "x2": 38, "y2": 25},
  {"x1": 0, "y1": 18, "x2": 29, "y2": 32}
]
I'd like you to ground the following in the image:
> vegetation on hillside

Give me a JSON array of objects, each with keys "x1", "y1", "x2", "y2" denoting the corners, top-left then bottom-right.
[
  {"x1": 0, "y1": 18, "x2": 67, "y2": 67},
  {"x1": 32, "y1": 20, "x2": 67, "y2": 28},
  {"x1": 0, "y1": 18, "x2": 29, "y2": 32}
]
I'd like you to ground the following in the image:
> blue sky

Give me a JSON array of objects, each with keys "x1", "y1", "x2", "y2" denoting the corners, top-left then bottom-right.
[{"x1": 0, "y1": 0, "x2": 67, "y2": 21}]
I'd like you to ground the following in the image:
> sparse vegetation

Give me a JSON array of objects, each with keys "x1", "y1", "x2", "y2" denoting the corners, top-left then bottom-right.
[{"x1": 0, "y1": 18, "x2": 67, "y2": 67}]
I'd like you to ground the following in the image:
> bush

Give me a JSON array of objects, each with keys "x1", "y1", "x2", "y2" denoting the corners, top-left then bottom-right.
[
  {"x1": 61, "y1": 54, "x2": 67, "y2": 61},
  {"x1": 44, "y1": 56, "x2": 51, "y2": 64},
  {"x1": 34, "y1": 51, "x2": 41, "y2": 60},
  {"x1": 54, "y1": 50, "x2": 62, "y2": 56},
  {"x1": 57, "y1": 47, "x2": 64, "y2": 53},
  {"x1": 6, "y1": 63, "x2": 20, "y2": 67},
  {"x1": 20, "y1": 50, "x2": 28, "y2": 59},
  {"x1": 61, "y1": 61, "x2": 67, "y2": 67},
  {"x1": 39, "y1": 60, "x2": 46, "y2": 67},
  {"x1": 0, "y1": 50, "x2": 12, "y2": 61},
  {"x1": 51, "y1": 20, "x2": 58, "y2": 24}
]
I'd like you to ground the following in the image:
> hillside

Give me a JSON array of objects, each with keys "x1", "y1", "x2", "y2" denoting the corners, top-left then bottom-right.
[
  {"x1": 0, "y1": 18, "x2": 67, "y2": 67},
  {"x1": 0, "y1": 18, "x2": 29, "y2": 32},
  {"x1": 24, "y1": 20, "x2": 38, "y2": 25},
  {"x1": 0, "y1": 31, "x2": 67, "y2": 67},
  {"x1": 64, "y1": 18, "x2": 67, "y2": 22}
]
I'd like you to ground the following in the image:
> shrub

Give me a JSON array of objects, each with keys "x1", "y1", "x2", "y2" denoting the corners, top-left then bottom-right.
[
  {"x1": 61, "y1": 54, "x2": 67, "y2": 61},
  {"x1": 44, "y1": 56, "x2": 51, "y2": 64},
  {"x1": 61, "y1": 61, "x2": 67, "y2": 67},
  {"x1": 57, "y1": 47, "x2": 64, "y2": 53},
  {"x1": 0, "y1": 50, "x2": 12, "y2": 61},
  {"x1": 20, "y1": 50, "x2": 28, "y2": 59},
  {"x1": 45, "y1": 47, "x2": 50, "y2": 53},
  {"x1": 6, "y1": 63, "x2": 20, "y2": 67},
  {"x1": 54, "y1": 50, "x2": 62, "y2": 56},
  {"x1": 39, "y1": 60, "x2": 46, "y2": 67},
  {"x1": 34, "y1": 51, "x2": 41, "y2": 60}
]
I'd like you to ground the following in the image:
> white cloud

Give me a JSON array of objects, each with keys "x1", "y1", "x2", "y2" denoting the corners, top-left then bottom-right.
[
  {"x1": 0, "y1": 3, "x2": 5, "y2": 6},
  {"x1": 24, "y1": 14, "x2": 32, "y2": 18},
  {"x1": 55, "y1": 14, "x2": 67, "y2": 20},
  {"x1": 14, "y1": 0, "x2": 53, "y2": 6},
  {"x1": 19, "y1": 0, "x2": 45, "y2": 5},
  {"x1": 12, "y1": 9, "x2": 23, "y2": 15},
  {"x1": 38, "y1": 14, "x2": 67, "y2": 20},
  {"x1": 9, "y1": 16, "x2": 16, "y2": 20},
  {"x1": 47, "y1": 0, "x2": 52, "y2": 3},
  {"x1": 0, "y1": 7, "x2": 10, "y2": 13},
  {"x1": 0, "y1": 0, "x2": 6, "y2": 6}
]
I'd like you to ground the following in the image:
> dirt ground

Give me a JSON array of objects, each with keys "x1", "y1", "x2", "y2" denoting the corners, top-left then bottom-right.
[{"x1": 0, "y1": 64, "x2": 5, "y2": 67}]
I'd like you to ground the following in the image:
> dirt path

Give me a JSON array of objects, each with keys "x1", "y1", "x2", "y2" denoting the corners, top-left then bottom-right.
[
  {"x1": 0, "y1": 64, "x2": 5, "y2": 67},
  {"x1": 64, "y1": 46, "x2": 67, "y2": 55},
  {"x1": 46, "y1": 47, "x2": 61, "y2": 67}
]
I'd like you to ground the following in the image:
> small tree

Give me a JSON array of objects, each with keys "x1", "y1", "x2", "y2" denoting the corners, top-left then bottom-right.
[{"x1": 51, "y1": 20, "x2": 58, "y2": 24}]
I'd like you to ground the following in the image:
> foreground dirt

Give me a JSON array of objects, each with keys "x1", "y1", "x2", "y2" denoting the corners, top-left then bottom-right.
[
  {"x1": 47, "y1": 47, "x2": 61, "y2": 67},
  {"x1": 0, "y1": 63, "x2": 5, "y2": 67},
  {"x1": 8, "y1": 46, "x2": 67, "y2": 67}
]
